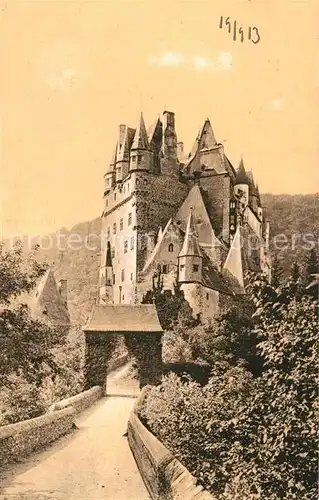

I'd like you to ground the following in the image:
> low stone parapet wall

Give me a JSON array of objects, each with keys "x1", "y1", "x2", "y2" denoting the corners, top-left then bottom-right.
[
  {"x1": 0, "y1": 407, "x2": 75, "y2": 467},
  {"x1": 128, "y1": 388, "x2": 213, "y2": 499},
  {"x1": 48, "y1": 386, "x2": 103, "y2": 413}
]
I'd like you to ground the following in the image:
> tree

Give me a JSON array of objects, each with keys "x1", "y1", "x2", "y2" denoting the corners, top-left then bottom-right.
[
  {"x1": 142, "y1": 271, "x2": 195, "y2": 331},
  {"x1": 270, "y1": 252, "x2": 284, "y2": 288},
  {"x1": 0, "y1": 243, "x2": 68, "y2": 424},
  {"x1": 142, "y1": 274, "x2": 318, "y2": 499}
]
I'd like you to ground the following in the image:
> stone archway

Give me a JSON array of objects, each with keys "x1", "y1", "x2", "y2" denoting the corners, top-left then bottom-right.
[{"x1": 83, "y1": 304, "x2": 163, "y2": 392}]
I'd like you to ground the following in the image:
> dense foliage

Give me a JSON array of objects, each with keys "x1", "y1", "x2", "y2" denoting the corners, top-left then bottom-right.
[
  {"x1": 0, "y1": 243, "x2": 84, "y2": 425},
  {"x1": 141, "y1": 267, "x2": 318, "y2": 499}
]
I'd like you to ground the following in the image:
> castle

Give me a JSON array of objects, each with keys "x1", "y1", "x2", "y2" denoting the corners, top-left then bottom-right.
[{"x1": 99, "y1": 111, "x2": 271, "y2": 321}]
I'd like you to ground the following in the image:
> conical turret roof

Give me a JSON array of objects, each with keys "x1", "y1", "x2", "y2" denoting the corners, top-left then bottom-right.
[
  {"x1": 235, "y1": 157, "x2": 250, "y2": 185},
  {"x1": 131, "y1": 113, "x2": 150, "y2": 150},
  {"x1": 179, "y1": 208, "x2": 202, "y2": 258}
]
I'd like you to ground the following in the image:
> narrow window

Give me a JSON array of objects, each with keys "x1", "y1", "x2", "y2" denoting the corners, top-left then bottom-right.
[
  {"x1": 168, "y1": 243, "x2": 174, "y2": 253},
  {"x1": 121, "y1": 269, "x2": 125, "y2": 282},
  {"x1": 180, "y1": 264, "x2": 185, "y2": 271},
  {"x1": 113, "y1": 222, "x2": 117, "y2": 234},
  {"x1": 130, "y1": 236, "x2": 134, "y2": 250},
  {"x1": 128, "y1": 212, "x2": 132, "y2": 226},
  {"x1": 138, "y1": 154, "x2": 143, "y2": 162},
  {"x1": 124, "y1": 240, "x2": 128, "y2": 253},
  {"x1": 105, "y1": 199, "x2": 108, "y2": 207},
  {"x1": 107, "y1": 227, "x2": 110, "y2": 238},
  {"x1": 120, "y1": 218, "x2": 123, "y2": 231},
  {"x1": 112, "y1": 274, "x2": 115, "y2": 285},
  {"x1": 206, "y1": 293, "x2": 209, "y2": 300},
  {"x1": 143, "y1": 178, "x2": 147, "y2": 185},
  {"x1": 136, "y1": 178, "x2": 140, "y2": 186},
  {"x1": 193, "y1": 264, "x2": 199, "y2": 272},
  {"x1": 111, "y1": 247, "x2": 115, "y2": 259},
  {"x1": 130, "y1": 272, "x2": 133, "y2": 281},
  {"x1": 114, "y1": 193, "x2": 117, "y2": 201},
  {"x1": 162, "y1": 264, "x2": 168, "y2": 274}
]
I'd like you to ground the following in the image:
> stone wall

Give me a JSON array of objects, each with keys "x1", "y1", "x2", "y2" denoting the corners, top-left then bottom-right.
[
  {"x1": 0, "y1": 407, "x2": 75, "y2": 468},
  {"x1": 48, "y1": 386, "x2": 103, "y2": 413},
  {"x1": 128, "y1": 389, "x2": 213, "y2": 499}
]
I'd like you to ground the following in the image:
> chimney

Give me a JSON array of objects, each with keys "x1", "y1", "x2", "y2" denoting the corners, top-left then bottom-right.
[
  {"x1": 58, "y1": 279, "x2": 68, "y2": 306},
  {"x1": 162, "y1": 111, "x2": 177, "y2": 160},
  {"x1": 118, "y1": 124, "x2": 126, "y2": 151}
]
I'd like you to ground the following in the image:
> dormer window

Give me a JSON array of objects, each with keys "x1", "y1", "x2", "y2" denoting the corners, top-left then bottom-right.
[{"x1": 168, "y1": 243, "x2": 174, "y2": 253}]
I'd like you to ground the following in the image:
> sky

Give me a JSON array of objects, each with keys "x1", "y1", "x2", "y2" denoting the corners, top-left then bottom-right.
[{"x1": 2, "y1": 0, "x2": 319, "y2": 238}]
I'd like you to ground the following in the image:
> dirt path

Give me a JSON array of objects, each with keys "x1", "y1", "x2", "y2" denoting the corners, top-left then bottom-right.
[{"x1": 0, "y1": 369, "x2": 148, "y2": 499}]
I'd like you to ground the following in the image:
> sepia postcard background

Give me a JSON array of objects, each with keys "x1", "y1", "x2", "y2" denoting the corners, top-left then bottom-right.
[{"x1": 1, "y1": 0, "x2": 319, "y2": 240}]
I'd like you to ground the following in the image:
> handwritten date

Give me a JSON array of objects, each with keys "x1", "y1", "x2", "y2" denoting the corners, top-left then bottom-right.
[{"x1": 219, "y1": 16, "x2": 260, "y2": 44}]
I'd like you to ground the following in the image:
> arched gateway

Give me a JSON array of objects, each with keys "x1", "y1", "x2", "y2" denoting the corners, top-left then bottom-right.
[{"x1": 83, "y1": 304, "x2": 163, "y2": 392}]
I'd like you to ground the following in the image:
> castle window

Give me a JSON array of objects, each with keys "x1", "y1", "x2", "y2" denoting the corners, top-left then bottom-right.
[
  {"x1": 120, "y1": 218, "x2": 123, "y2": 231},
  {"x1": 124, "y1": 240, "x2": 128, "y2": 253},
  {"x1": 162, "y1": 264, "x2": 168, "y2": 274},
  {"x1": 128, "y1": 212, "x2": 132, "y2": 225},
  {"x1": 130, "y1": 236, "x2": 134, "y2": 250},
  {"x1": 168, "y1": 243, "x2": 174, "y2": 253},
  {"x1": 136, "y1": 178, "x2": 140, "y2": 185},
  {"x1": 143, "y1": 179, "x2": 147, "y2": 185},
  {"x1": 230, "y1": 201, "x2": 236, "y2": 209},
  {"x1": 121, "y1": 269, "x2": 125, "y2": 282},
  {"x1": 193, "y1": 264, "x2": 199, "y2": 272},
  {"x1": 113, "y1": 222, "x2": 117, "y2": 234},
  {"x1": 114, "y1": 193, "x2": 117, "y2": 201},
  {"x1": 122, "y1": 294, "x2": 125, "y2": 301},
  {"x1": 138, "y1": 154, "x2": 143, "y2": 162},
  {"x1": 130, "y1": 272, "x2": 133, "y2": 281},
  {"x1": 111, "y1": 247, "x2": 115, "y2": 258},
  {"x1": 206, "y1": 293, "x2": 209, "y2": 300},
  {"x1": 107, "y1": 227, "x2": 110, "y2": 238},
  {"x1": 113, "y1": 274, "x2": 115, "y2": 284},
  {"x1": 179, "y1": 264, "x2": 185, "y2": 271}
]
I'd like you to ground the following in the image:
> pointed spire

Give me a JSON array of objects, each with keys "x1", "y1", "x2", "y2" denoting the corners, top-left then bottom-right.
[
  {"x1": 255, "y1": 183, "x2": 261, "y2": 204},
  {"x1": 131, "y1": 113, "x2": 150, "y2": 150},
  {"x1": 105, "y1": 242, "x2": 112, "y2": 267},
  {"x1": 179, "y1": 208, "x2": 201, "y2": 257},
  {"x1": 235, "y1": 156, "x2": 250, "y2": 185},
  {"x1": 223, "y1": 226, "x2": 244, "y2": 289},
  {"x1": 117, "y1": 127, "x2": 131, "y2": 162}
]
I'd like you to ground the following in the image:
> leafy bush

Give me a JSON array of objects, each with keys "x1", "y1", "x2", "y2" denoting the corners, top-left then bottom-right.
[{"x1": 142, "y1": 275, "x2": 318, "y2": 499}]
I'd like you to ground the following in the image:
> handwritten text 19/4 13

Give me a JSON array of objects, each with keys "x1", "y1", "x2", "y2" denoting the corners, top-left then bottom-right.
[{"x1": 219, "y1": 16, "x2": 260, "y2": 44}]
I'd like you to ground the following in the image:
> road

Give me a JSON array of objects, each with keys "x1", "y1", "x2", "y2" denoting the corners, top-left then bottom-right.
[{"x1": 0, "y1": 364, "x2": 149, "y2": 500}]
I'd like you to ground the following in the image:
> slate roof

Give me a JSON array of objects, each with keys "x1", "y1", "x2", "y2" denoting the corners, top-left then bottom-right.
[
  {"x1": 84, "y1": 304, "x2": 163, "y2": 333},
  {"x1": 14, "y1": 270, "x2": 70, "y2": 326},
  {"x1": 179, "y1": 209, "x2": 201, "y2": 257},
  {"x1": 131, "y1": 113, "x2": 150, "y2": 150}
]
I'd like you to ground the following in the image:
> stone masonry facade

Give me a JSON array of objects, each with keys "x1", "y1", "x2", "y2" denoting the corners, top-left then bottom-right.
[{"x1": 99, "y1": 110, "x2": 271, "y2": 322}]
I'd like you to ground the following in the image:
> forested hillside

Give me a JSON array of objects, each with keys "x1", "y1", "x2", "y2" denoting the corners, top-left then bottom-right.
[
  {"x1": 3, "y1": 193, "x2": 317, "y2": 326},
  {"x1": 262, "y1": 193, "x2": 318, "y2": 274}
]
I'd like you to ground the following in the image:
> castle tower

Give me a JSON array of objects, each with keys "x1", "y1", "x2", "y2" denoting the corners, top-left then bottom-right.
[
  {"x1": 178, "y1": 208, "x2": 202, "y2": 283},
  {"x1": 104, "y1": 146, "x2": 116, "y2": 194},
  {"x1": 130, "y1": 113, "x2": 153, "y2": 172},
  {"x1": 116, "y1": 126, "x2": 135, "y2": 182},
  {"x1": 234, "y1": 157, "x2": 250, "y2": 206},
  {"x1": 99, "y1": 241, "x2": 114, "y2": 303},
  {"x1": 161, "y1": 111, "x2": 178, "y2": 175}
]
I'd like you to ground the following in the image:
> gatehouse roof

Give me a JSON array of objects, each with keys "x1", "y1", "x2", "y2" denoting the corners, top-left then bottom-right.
[{"x1": 84, "y1": 304, "x2": 163, "y2": 334}]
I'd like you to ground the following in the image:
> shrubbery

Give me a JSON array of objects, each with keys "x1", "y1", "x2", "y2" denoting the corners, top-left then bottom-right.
[
  {"x1": 141, "y1": 267, "x2": 318, "y2": 499},
  {"x1": 0, "y1": 243, "x2": 85, "y2": 425}
]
